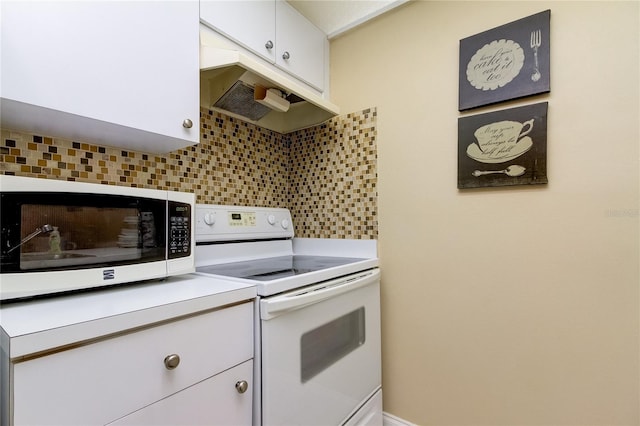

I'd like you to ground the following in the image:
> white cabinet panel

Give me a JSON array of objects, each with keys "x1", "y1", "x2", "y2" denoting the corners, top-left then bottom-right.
[
  {"x1": 108, "y1": 360, "x2": 253, "y2": 426},
  {"x1": 200, "y1": 0, "x2": 276, "y2": 63},
  {"x1": 1, "y1": 1, "x2": 199, "y2": 153},
  {"x1": 12, "y1": 302, "x2": 253, "y2": 425},
  {"x1": 200, "y1": 0, "x2": 326, "y2": 91},
  {"x1": 275, "y1": 0, "x2": 325, "y2": 90}
]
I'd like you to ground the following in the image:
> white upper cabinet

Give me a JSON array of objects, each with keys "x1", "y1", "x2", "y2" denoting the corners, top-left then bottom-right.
[
  {"x1": 275, "y1": 0, "x2": 325, "y2": 91},
  {"x1": 199, "y1": 0, "x2": 277, "y2": 63},
  {"x1": 0, "y1": 1, "x2": 199, "y2": 153},
  {"x1": 200, "y1": 0, "x2": 326, "y2": 91}
]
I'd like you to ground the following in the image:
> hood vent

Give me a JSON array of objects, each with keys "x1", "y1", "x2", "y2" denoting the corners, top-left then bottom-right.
[
  {"x1": 214, "y1": 82, "x2": 302, "y2": 122},
  {"x1": 214, "y1": 81, "x2": 273, "y2": 121},
  {"x1": 200, "y1": 25, "x2": 339, "y2": 134}
]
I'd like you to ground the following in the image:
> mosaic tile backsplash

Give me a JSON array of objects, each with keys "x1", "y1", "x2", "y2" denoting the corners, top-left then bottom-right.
[
  {"x1": 0, "y1": 107, "x2": 377, "y2": 239},
  {"x1": 289, "y1": 109, "x2": 377, "y2": 239}
]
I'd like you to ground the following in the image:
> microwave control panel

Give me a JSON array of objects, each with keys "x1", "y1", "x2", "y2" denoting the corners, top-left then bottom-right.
[{"x1": 168, "y1": 202, "x2": 191, "y2": 258}]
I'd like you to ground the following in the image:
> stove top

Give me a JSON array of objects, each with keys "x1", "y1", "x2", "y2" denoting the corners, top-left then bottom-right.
[
  {"x1": 194, "y1": 204, "x2": 378, "y2": 296},
  {"x1": 196, "y1": 255, "x2": 367, "y2": 282}
]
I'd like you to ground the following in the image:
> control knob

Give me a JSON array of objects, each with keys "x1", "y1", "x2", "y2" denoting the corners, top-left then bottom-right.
[
  {"x1": 203, "y1": 212, "x2": 215, "y2": 226},
  {"x1": 267, "y1": 214, "x2": 276, "y2": 225},
  {"x1": 281, "y1": 219, "x2": 289, "y2": 229}
]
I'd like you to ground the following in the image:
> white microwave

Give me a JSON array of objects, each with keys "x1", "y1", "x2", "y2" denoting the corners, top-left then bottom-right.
[{"x1": 0, "y1": 175, "x2": 195, "y2": 301}]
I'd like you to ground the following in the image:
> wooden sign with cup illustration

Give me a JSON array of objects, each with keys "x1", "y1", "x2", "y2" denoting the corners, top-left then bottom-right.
[
  {"x1": 468, "y1": 119, "x2": 534, "y2": 163},
  {"x1": 458, "y1": 102, "x2": 548, "y2": 189}
]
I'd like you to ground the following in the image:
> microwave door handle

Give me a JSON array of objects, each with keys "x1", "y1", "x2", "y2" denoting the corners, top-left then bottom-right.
[{"x1": 260, "y1": 269, "x2": 379, "y2": 320}]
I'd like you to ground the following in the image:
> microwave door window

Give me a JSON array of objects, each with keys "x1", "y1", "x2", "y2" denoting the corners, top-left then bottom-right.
[
  {"x1": 0, "y1": 193, "x2": 167, "y2": 272},
  {"x1": 19, "y1": 205, "x2": 143, "y2": 270}
]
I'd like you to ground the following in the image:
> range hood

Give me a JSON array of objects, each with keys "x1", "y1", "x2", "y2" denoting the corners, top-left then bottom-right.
[{"x1": 200, "y1": 26, "x2": 339, "y2": 134}]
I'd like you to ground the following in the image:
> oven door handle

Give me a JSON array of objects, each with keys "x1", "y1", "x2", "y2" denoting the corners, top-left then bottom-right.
[{"x1": 260, "y1": 269, "x2": 380, "y2": 320}]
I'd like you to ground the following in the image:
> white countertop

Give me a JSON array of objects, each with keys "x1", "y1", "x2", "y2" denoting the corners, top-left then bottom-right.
[{"x1": 0, "y1": 274, "x2": 256, "y2": 359}]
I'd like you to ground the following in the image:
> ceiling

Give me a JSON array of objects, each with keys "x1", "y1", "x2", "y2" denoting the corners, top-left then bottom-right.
[{"x1": 287, "y1": 0, "x2": 409, "y2": 39}]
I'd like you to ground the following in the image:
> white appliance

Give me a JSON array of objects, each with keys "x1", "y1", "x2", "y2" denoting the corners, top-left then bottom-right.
[
  {"x1": 0, "y1": 175, "x2": 195, "y2": 301},
  {"x1": 194, "y1": 204, "x2": 382, "y2": 426}
]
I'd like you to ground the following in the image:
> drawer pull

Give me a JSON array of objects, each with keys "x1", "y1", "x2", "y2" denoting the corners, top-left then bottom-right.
[
  {"x1": 235, "y1": 380, "x2": 249, "y2": 394},
  {"x1": 164, "y1": 354, "x2": 180, "y2": 370}
]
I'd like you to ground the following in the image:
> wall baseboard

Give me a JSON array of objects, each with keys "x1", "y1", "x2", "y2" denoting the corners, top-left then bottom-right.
[{"x1": 383, "y1": 412, "x2": 416, "y2": 426}]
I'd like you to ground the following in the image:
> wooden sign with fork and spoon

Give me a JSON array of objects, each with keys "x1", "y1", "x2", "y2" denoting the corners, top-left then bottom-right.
[{"x1": 459, "y1": 9, "x2": 550, "y2": 111}]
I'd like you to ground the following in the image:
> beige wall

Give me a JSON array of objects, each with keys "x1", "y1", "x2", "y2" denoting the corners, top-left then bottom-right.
[{"x1": 331, "y1": 1, "x2": 639, "y2": 425}]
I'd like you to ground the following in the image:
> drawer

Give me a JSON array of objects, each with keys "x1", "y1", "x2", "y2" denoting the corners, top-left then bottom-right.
[
  {"x1": 107, "y1": 359, "x2": 253, "y2": 425},
  {"x1": 12, "y1": 301, "x2": 253, "y2": 426}
]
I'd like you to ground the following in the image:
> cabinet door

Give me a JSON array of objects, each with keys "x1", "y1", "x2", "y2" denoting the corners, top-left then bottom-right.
[
  {"x1": 200, "y1": 0, "x2": 276, "y2": 63},
  {"x1": 1, "y1": 1, "x2": 199, "y2": 152},
  {"x1": 12, "y1": 302, "x2": 253, "y2": 425},
  {"x1": 107, "y1": 360, "x2": 253, "y2": 426},
  {"x1": 275, "y1": 0, "x2": 326, "y2": 90}
]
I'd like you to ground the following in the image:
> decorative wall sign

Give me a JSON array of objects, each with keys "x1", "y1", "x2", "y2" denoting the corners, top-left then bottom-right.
[
  {"x1": 458, "y1": 102, "x2": 548, "y2": 189},
  {"x1": 459, "y1": 10, "x2": 550, "y2": 111}
]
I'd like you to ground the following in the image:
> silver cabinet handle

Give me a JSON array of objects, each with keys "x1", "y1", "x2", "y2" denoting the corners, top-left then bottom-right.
[
  {"x1": 265, "y1": 40, "x2": 273, "y2": 50},
  {"x1": 182, "y1": 119, "x2": 193, "y2": 129},
  {"x1": 282, "y1": 51, "x2": 290, "y2": 60},
  {"x1": 235, "y1": 380, "x2": 249, "y2": 394},
  {"x1": 164, "y1": 354, "x2": 180, "y2": 370}
]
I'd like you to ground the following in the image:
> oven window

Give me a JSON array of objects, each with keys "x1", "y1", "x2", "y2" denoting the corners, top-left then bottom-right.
[{"x1": 300, "y1": 307, "x2": 365, "y2": 383}]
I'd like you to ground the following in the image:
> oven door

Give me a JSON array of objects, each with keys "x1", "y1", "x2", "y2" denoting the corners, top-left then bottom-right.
[{"x1": 260, "y1": 269, "x2": 381, "y2": 426}]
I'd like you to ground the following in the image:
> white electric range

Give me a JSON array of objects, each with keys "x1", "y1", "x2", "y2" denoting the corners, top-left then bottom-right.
[{"x1": 194, "y1": 204, "x2": 382, "y2": 426}]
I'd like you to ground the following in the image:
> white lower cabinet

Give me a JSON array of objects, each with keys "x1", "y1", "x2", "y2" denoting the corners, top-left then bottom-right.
[
  {"x1": 108, "y1": 360, "x2": 253, "y2": 426},
  {"x1": 10, "y1": 302, "x2": 253, "y2": 425}
]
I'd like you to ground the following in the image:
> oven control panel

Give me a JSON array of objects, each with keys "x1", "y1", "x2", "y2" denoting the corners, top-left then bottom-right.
[{"x1": 195, "y1": 204, "x2": 293, "y2": 242}]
